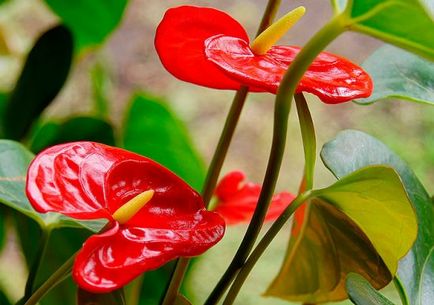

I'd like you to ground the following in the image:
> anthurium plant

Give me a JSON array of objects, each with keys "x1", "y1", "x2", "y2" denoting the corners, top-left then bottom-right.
[{"x1": 0, "y1": 1, "x2": 432, "y2": 305}]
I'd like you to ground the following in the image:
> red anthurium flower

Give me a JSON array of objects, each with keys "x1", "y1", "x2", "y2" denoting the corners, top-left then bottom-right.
[
  {"x1": 155, "y1": 6, "x2": 373, "y2": 104},
  {"x1": 26, "y1": 142, "x2": 225, "y2": 293},
  {"x1": 213, "y1": 171, "x2": 295, "y2": 225}
]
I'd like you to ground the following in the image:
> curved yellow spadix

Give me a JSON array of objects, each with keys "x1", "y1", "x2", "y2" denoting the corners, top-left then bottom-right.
[
  {"x1": 250, "y1": 6, "x2": 306, "y2": 55},
  {"x1": 112, "y1": 189, "x2": 155, "y2": 224}
]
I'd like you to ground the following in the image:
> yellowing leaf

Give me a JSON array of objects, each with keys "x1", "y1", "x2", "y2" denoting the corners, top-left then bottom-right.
[{"x1": 266, "y1": 166, "x2": 417, "y2": 303}]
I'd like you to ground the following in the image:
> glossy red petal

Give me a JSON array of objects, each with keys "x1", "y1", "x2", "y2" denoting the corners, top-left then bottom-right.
[
  {"x1": 104, "y1": 159, "x2": 205, "y2": 227},
  {"x1": 26, "y1": 141, "x2": 202, "y2": 221},
  {"x1": 73, "y1": 211, "x2": 225, "y2": 292},
  {"x1": 205, "y1": 36, "x2": 373, "y2": 104},
  {"x1": 26, "y1": 142, "x2": 116, "y2": 219},
  {"x1": 155, "y1": 6, "x2": 251, "y2": 90},
  {"x1": 213, "y1": 171, "x2": 295, "y2": 225}
]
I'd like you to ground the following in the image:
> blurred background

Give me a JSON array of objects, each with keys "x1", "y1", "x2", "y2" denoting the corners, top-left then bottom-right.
[{"x1": 0, "y1": 0, "x2": 432, "y2": 304}]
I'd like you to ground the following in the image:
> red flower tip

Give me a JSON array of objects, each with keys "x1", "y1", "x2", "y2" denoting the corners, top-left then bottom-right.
[
  {"x1": 155, "y1": 6, "x2": 373, "y2": 104},
  {"x1": 26, "y1": 142, "x2": 225, "y2": 292},
  {"x1": 213, "y1": 171, "x2": 295, "y2": 225}
]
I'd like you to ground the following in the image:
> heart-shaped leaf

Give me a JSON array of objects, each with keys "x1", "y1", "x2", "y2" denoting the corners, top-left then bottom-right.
[
  {"x1": 0, "y1": 140, "x2": 44, "y2": 225},
  {"x1": 342, "y1": 0, "x2": 434, "y2": 60},
  {"x1": 266, "y1": 166, "x2": 416, "y2": 303},
  {"x1": 122, "y1": 94, "x2": 206, "y2": 191},
  {"x1": 3, "y1": 25, "x2": 73, "y2": 140},
  {"x1": 77, "y1": 288, "x2": 125, "y2": 305},
  {"x1": 44, "y1": 0, "x2": 128, "y2": 51},
  {"x1": 346, "y1": 273, "x2": 396, "y2": 305},
  {"x1": 184, "y1": 224, "x2": 355, "y2": 305},
  {"x1": 355, "y1": 44, "x2": 434, "y2": 105},
  {"x1": 321, "y1": 129, "x2": 434, "y2": 305},
  {"x1": 29, "y1": 116, "x2": 116, "y2": 153}
]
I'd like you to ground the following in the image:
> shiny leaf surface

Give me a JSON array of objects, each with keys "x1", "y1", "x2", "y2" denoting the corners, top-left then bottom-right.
[
  {"x1": 3, "y1": 25, "x2": 73, "y2": 140},
  {"x1": 347, "y1": 0, "x2": 434, "y2": 60},
  {"x1": 0, "y1": 140, "x2": 43, "y2": 224},
  {"x1": 346, "y1": 273, "x2": 396, "y2": 305},
  {"x1": 44, "y1": 0, "x2": 128, "y2": 50},
  {"x1": 122, "y1": 94, "x2": 206, "y2": 191},
  {"x1": 267, "y1": 166, "x2": 417, "y2": 303},
  {"x1": 356, "y1": 45, "x2": 434, "y2": 105},
  {"x1": 321, "y1": 130, "x2": 434, "y2": 305}
]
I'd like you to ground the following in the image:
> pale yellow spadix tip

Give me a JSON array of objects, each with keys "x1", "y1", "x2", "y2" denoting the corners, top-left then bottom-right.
[
  {"x1": 112, "y1": 190, "x2": 154, "y2": 224},
  {"x1": 250, "y1": 6, "x2": 306, "y2": 55}
]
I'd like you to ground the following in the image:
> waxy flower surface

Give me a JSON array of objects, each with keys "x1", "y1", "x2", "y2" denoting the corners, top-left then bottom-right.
[
  {"x1": 26, "y1": 142, "x2": 225, "y2": 292},
  {"x1": 213, "y1": 171, "x2": 295, "y2": 225},
  {"x1": 155, "y1": 6, "x2": 373, "y2": 104}
]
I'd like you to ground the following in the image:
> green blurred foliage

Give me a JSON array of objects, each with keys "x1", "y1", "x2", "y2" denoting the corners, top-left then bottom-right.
[{"x1": 44, "y1": 0, "x2": 128, "y2": 51}]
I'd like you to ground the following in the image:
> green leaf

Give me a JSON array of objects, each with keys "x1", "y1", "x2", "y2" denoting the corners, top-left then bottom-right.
[
  {"x1": 0, "y1": 289, "x2": 11, "y2": 305},
  {"x1": 0, "y1": 206, "x2": 6, "y2": 251},
  {"x1": 0, "y1": 140, "x2": 44, "y2": 224},
  {"x1": 134, "y1": 262, "x2": 175, "y2": 305},
  {"x1": 29, "y1": 116, "x2": 116, "y2": 153},
  {"x1": 266, "y1": 166, "x2": 417, "y2": 303},
  {"x1": 321, "y1": 129, "x2": 434, "y2": 305},
  {"x1": 355, "y1": 44, "x2": 434, "y2": 105},
  {"x1": 3, "y1": 25, "x2": 73, "y2": 140},
  {"x1": 184, "y1": 224, "x2": 354, "y2": 305},
  {"x1": 78, "y1": 288, "x2": 125, "y2": 305},
  {"x1": 346, "y1": 273, "x2": 396, "y2": 305},
  {"x1": 0, "y1": 92, "x2": 7, "y2": 137},
  {"x1": 122, "y1": 94, "x2": 206, "y2": 191},
  {"x1": 44, "y1": 0, "x2": 128, "y2": 50},
  {"x1": 30, "y1": 227, "x2": 91, "y2": 305},
  {"x1": 344, "y1": 0, "x2": 434, "y2": 60},
  {"x1": 174, "y1": 295, "x2": 192, "y2": 305}
]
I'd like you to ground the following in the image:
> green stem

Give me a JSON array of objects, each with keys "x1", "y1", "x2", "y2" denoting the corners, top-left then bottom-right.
[
  {"x1": 295, "y1": 94, "x2": 316, "y2": 190},
  {"x1": 393, "y1": 277, "x2": 409, "y2": 305},
  {"x1": 206, "y1": 15, "x2": 344, "y2": 305},
  {"x1": 24, "y1": 229, "x2": 51, "y2": 299},
  {"x1": 222, "y1": 191, "x2": 312, "y2": 305},
  {"x1": 201, "y1": 87, "x2": 249, "y2": 205},
  {"x1": 23, "y1": 253, "x2": 76, "y2": 305},
  {"x1": 160, "y1": 2, "x2": 283, "y2": 305}
]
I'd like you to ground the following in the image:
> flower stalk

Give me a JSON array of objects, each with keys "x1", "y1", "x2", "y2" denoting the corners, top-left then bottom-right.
[
  {"x1": 204, "y1": 11, "x2": 345, "y2": 305},
  {"x1": 161, "y1": 2, "x2": 283, "y2": 305}
]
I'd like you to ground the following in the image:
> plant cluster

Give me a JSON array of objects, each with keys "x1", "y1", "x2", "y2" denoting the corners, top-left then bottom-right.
[{"x1": 0, "y1": 1, "x2": 433, "y2": 305}]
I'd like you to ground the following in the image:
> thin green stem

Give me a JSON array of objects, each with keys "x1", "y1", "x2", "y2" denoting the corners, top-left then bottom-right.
[
  {"x1": 23, "y1": 253, "x2": 76, "y2": 305},
  {"x1": 295, "y1": 94, "x2": 316, "y2": 190},
  {"x1": 393, "y1": 277, "x2": 409, "y2": 305},
  {"x1": 206, "y1": 15, "x2": 345, "y2": 305},
  {"x1": 24, "y1": 229, "x2": 51, "y2": 298},
  {"x1": 222, "y1": 191, "x2": 312, "y2": 305},
  {"x1": 160, "y1": 2, "x2": 283, "y2": 305},
  {"x1": 201, "y1": 87, "x2": 249, "y2": 206}
]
